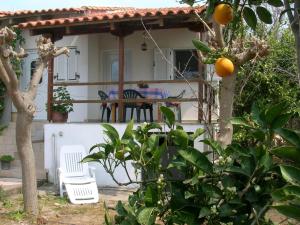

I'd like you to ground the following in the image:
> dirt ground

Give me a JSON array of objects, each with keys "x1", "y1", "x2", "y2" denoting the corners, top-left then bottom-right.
[
  {"x1": 0, "y1": 185, "x2": 298, "y2": 225},
  {"x1": 0, "y1": 185, "x2": 131, "y2": 225}
]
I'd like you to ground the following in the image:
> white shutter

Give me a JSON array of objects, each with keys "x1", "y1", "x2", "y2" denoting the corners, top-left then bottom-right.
[
  {"x1": 67, "y1": 48, "x2": 78, "y2": 80},
  {"x1": 54, "y1": 54, "x2": 67, "y2": 80},
  {"x1": 166, "y1": 49, "x2": 174, "y2": 80},
  {"x1": 154, "y1": 48, "x2": 172, "y2": 80}
]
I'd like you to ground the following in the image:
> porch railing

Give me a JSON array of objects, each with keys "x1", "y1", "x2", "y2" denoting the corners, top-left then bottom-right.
[{"x1": 52, "y1": 78, "x2": 217, "y2": 123}]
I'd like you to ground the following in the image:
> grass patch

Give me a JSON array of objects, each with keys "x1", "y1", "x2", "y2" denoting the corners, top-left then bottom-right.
[{"x1": 7, "y1": 210, "x2": 25, "y2": 221}]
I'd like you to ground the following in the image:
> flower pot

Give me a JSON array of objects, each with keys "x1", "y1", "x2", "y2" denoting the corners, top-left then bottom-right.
[
  {"x1": 51, "y1": 111, "x2": 68, "y2": 123},
  {"x1": 1, "y1": 161, "x2": 11, "y2": 170}
]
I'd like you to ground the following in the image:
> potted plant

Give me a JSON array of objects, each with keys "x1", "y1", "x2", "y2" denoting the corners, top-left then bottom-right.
[
  {"x1": 0, "y1": 155, "x2": 15, "y2": 170},
  {"x1": 50, "y1": 87, "x2": 73, "y2": 123}
]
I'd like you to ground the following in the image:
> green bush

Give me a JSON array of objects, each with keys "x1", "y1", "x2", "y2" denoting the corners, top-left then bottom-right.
[
  {"x1": 49, "y1": 87, "x2": 73, "y2": 114},
  {"x1": 83, "y1": 104, "x2": 299, "y2": 224},
  {"x1": 0, "y1": 155, "x2": 15, "y2": 162}
]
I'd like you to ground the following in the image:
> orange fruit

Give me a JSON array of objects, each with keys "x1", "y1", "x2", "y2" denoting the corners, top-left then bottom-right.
[
  {"x1": 213, "y1": 4, "x2": 233, "y2": 25},
  {"x1": 215, "y1": 57, "x2": 235, "y2": 77}
]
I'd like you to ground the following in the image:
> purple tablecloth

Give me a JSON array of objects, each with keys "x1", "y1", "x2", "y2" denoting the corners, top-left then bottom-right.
[{"x1": 108, "y1": 88, "x2": 169, "y2": 100}]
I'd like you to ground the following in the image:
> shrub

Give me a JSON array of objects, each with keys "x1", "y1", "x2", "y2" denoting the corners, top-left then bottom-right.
[
  {"x1": 83, "y1": 104, "x2": 299, "y2": 224},
  {"x1": 0, "y1": 155, "x2": 15, "y2": 162},
  {"x1": 49, "y1": 87, "x2": 73, "y2": 114}
]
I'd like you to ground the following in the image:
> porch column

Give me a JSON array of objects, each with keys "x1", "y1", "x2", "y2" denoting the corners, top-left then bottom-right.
[
  {"x1": 47, "y1": 34, "x2": 55, "y2": 122},
  {"x1": 118, "y1": 35, "x2": 125, "y2": 122}
]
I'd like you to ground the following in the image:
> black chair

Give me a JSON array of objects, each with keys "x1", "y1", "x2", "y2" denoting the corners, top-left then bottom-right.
[
  {"x1": 123, "y1": 89, "x2": 153, "y2": 122},
  {"x1": 165, "y1": 90, "x2": 186, "y2": 122},
  {"x1": 98, "y1": 90, "x2": 111, "y2": 122}
]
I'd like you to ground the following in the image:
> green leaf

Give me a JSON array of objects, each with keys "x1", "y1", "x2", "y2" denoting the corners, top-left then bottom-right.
[
  {"x1": 272, "y1": 146, "x2": 300, "y2": 164},
  {"x1": 271, "y1": 113, "x2": 292, "y2": 129},
  {"x1": 272, "y1": 185, "x2": 300, "y2": 201},
  {"x1": 251, "y1": 103, "x2": 265, "y2": 127},
  {"x1": 145, "y1": 185, "x2": 158, "y2": 207},
  {"x1": 171, "y1": 129, "x2": 189, "y2": 148},
  {"x1": 226, "y1": 166, "x2": 251, "y2": 177},
  {"x1": 265, "y1": 102, "x2": 287, "y2": 124},
  {"x1": 243, "y1": 7, "x2": 257, "y2": 30},
  {"x1": 272, "y1": 205, "x2": 300, "y2": 221},
  {"x1": 178, "y1": 147, "x2": 213, "y2": 173},
  {"x1": 231, "y1": 117, "x2": 253, "y2": 128},
  {"x1": 190, "y1": 128, "x2": 205, "y2": 141},
  {"x1": 267, "y1": 0, "x2": 283, "y2": 7},
  {"x1": 280, "y1": 165, "x2": 300, "y2": 185},
  {"x1": 192, "y1": 39, "x2": 211, "y2": 53},
  {"x1": 201, "y1": 139, "x2": 223, "y2": 155},
  {"x1": 81, "y1": 152, "x2": 105, "y2": 163},
  {"x1": 198, "y1": 207, "x2": 211, "y2": 218},
  {"x1": 102, "y1": 123, "x2": 120, "y2": 143},
  {"x1": 137, "y1": 207, "x2": 157, "y2": 225},
  {"x1": 256, "y1": 6, "x2": 273, "y2": 24},
  {"x1": 122, "y1": 120, "x2": 134, "y2": 140},
  {"x1": 160, "y1": 106, "x2": 175, "y2": 128},
  {"x1": 275, "y1": 128, "x2": 300, "y2": 147}
]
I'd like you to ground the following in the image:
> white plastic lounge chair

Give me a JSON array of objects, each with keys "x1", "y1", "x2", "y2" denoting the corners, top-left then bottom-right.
[{"x1": 58, "y1": 145, "x2": 99, "y2": 204}]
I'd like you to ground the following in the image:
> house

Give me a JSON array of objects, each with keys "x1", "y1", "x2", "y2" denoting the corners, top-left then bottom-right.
[{"x1": 0, "y1": 6, "x2": 219, "y2": 186}]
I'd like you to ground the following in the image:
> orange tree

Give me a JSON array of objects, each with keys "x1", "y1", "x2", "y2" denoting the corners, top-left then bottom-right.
[
  {"x1": 183, "y1": 0, "x2": 285, "y2": 147},
  {"x1": 84, "y1": 104, "x2": 300, "y2": 224}
]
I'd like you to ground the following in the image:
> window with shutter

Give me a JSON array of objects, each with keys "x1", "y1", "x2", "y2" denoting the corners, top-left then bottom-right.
[
  {"x1": 54, "y1": 47, "x2": 78, "y2": 81},
  {"x1": 153, "y1": 48, "x2": 174, "y2": 80},
  {"x1": 102, "y1": 50, "x2": 131, "y2": 82}
]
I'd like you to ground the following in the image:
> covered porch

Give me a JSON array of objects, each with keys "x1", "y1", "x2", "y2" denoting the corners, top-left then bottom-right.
[{"x1": 18, "y1": 6, "x2": 218, "y2": 123}]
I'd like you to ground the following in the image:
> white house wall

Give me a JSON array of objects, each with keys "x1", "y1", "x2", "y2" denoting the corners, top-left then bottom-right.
[{"x1": 44, "y1": 123, "x2": 205, "y2": 187}]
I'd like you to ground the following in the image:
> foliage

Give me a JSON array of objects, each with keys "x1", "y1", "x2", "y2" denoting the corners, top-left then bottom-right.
[
  {"x1": 231, "y1": 102, "x2": 300, "y2": 222},
  {"x1": 49, "y1": 87, "x2": 73, "y2": 114},
  {"x1": 0, "y1": 155, "x2": 15, "y2": 162},
  {"x1": 82, "y1": 105, "x2": 300, "y2": 224},
  {"x1": 234, "y1": 29, "x2": 300, "y2": 119},
  {"x1": 188, "y1": 0, "x2": 282, "y2": 59}
]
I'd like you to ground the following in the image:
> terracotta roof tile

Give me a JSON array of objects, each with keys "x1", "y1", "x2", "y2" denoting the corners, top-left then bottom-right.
[
  {"x1": 2, "y1": 6, "x2": 133, "y2": 17},
  {"x1": 17, "y1": 6, "x2": 204, "y2": 29}
]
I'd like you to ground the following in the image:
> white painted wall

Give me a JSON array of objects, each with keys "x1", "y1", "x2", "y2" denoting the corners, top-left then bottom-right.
[{"x1": 44, "y1": 123, "x2": 205, "y2": 187}]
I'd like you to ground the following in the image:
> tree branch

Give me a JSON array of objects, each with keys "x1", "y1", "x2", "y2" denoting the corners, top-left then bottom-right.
[
  {"x1": 0, "y1": 58, "x2": 11, "y2": 90},
  {"x1": 213, "y1": 21, "x2": 225, "y2": 48},
  {"x1": 283, "y1": 0, "x2": 297, "y2": 33},
  {"x1": 234, "y1": 39, "x2": 269, "y2": 66},
  {"x1": 0, "y1": 55, "x2": 19, "y2": 91},
  {"x1": 28, "y1": 37, "x2": 69, "y2": 99}
]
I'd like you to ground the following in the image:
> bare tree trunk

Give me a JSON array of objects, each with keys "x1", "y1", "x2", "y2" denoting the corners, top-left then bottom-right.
[
  {"x1": 295, "y1": 35, "x2": 300, "y2": 86},
  {"x1": 218, "y1": 70, "x2": 237, "y2": 147},
  {"x1": 0, "y1": 27, "x2": 69, "y2": 216},
  {"x1": 16, "y1": 110, "x2": 38, "y2": 215}
]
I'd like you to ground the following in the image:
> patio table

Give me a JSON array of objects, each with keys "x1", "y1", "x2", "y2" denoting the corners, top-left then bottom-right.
[{"x1": 108, "y1": 88, "x2": 169, "y2": 122}]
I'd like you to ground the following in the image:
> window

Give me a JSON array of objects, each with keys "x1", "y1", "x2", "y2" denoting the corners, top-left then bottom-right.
[
  {"x1": 103, "y1": 50, "x2": 131, "y2": 82},
  {"x1": 174, "y1": 50, "x2": 199, "y2": 80},
  {"x1": 54, "y1": 47, "x2": 79, "y2": 81},
  {"x1": 30, "y1": 60, "x2": 42, "y2": 84}
]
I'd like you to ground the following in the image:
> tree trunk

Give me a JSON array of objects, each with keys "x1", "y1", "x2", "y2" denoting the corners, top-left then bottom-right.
[
  {"x1": 295, "y1": 34, "x2": 300, "y2": 86},
  {"x1": 16, "y1": 111, "x2": 38, "y2": 215},
  {"x1": 217, "y1": 70, "x2": 237, "y2": 147}
]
